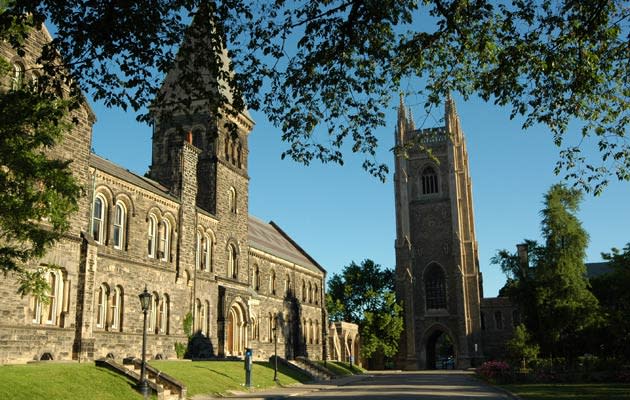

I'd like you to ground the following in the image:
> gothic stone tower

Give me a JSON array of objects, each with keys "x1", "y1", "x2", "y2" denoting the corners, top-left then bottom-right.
[{"x1": 394, "y1": 96, "x2": 483, "y2": 369}]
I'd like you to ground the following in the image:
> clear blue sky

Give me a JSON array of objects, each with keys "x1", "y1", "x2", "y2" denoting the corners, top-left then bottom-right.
[{"x1": 90, "y1": 88, "x2": 630, "y2": 297}]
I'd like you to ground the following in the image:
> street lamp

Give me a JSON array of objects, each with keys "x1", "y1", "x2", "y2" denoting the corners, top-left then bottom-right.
[
  {"x1": 272, "y1": 321, "x2": 278, "y2": 382},
  {"x1": 137, "y1": 287, "x2": 152, "y2": 398}
]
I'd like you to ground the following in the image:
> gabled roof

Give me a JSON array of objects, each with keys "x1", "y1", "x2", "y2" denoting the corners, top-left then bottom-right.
[
  {"x1": 89, "y1": 154, "x2": 179, "y2": 202},
  {"x1": 248, "y1": 215, "x2": 324, "y2": 275}
]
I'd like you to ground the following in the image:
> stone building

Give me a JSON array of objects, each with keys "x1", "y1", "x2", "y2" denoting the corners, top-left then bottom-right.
[
  {"x1": 0, "y1": 24, "x2": 326, "y2": 364},
  {"x1": 393, "y1": 96, "x2": 515, "y2": 370}
]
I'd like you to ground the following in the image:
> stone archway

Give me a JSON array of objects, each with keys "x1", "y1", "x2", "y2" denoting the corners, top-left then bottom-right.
[
  {"x1": 226, "y1": 302, "x2": 247, "y2": 356},
  {"x1": 424, "y1": 326, "x2": 456, "y2": 370}
]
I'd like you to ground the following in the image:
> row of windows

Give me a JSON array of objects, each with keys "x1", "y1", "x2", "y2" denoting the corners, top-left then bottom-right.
[
  {"x1": 480, "y1": 310, "x2": 520, "y2": 331},
  {"x1": 249, "y1": 313, "x2": 321, "y2": 345},
  {"x1": 251, "y1": 266, "x2": 320, "y2": 304},
  {"x1": 95, "y1": 284, "x2": 171, "y2": 335}
]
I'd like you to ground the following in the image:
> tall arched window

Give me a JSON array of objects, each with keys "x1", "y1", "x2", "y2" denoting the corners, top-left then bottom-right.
[
  {"x1": 195, "y1": 231, "x2": 202, "y2": 270},
  {"x1": 495, "y1": 311, "x2": 504, "y2": 330},
  {"x1": 92, "y1": 195, "x2": 106, "y2": 244},
  {"x1": 33, "y1": 270, "x2": 65, "y2": 326},
  {"x1": 251, "y1": 317, "x2": 258, "y2": 340},
  {"x1": 113, "y1": 202, "x2": 126, "y2": 250},
  {"x1": 228, "y1": 187, "x2": 237, "y2": 214},
  {"x1": 205, "y1": 233, "x2": 213, "y2": 272},
  {"x1": 421, "y1": 166, "x2": 439, "y2": 194},
  {"x1": 227, "y1": 244, "x2": 238, "y2": 278},
  {"x1": 158, "y1": 219, "x2": 170, "y2": 261},
  {"x1": 301, "y1": 280, "x2": 306, "y2": 302},
  {"x1": 200, "y1": 299, "x2": 207, "y2": 336},
  {"x1": 194, "y1": 299, "x2": 202, "y2": 333},
  {"x1": 159, "y1": 294, "x2": 169, "y2": 334},
  {"x1": 204, "y1": 300, "x2": 211, "y2": 336},
  {"x1": 149, "y1": 292, "x2": 159, "y2": 333},
  {"x1": 147, "y1": 214, "x2": 157, "y2": 258},
  {"x1": 314, "y1": 284, "x2": 319, "y2": 305},
  {"x1": 11, "y1": 62, "x2": 24, "y2": 90},
  {"x1": 315, "y1": 321, "x2": 320, "y2": 344},
  {"x1": 307, "y1": 282, "x2": 312, "y2": 303},
  {"x1": 285, "y1": 275, "x2": 291, "y2": 296},
  {"x1": 270, "y1": 270, "x2": 276, "y2": 295},
  {"x1": 425, "y1": 264, "x2": 447, "y2": 310},
  {"x1": 110, "y1": 286, "x2": 123, "y2": 331},
  {"x1": 253, "y1": 265, "x2": 260, "y2": 291},
  {"x1": 96, "y1": 284, "x2": 108, "y2": 328}
]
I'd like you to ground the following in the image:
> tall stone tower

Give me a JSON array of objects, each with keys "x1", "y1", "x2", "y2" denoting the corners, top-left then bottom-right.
[{"x1": 394, "y1": 96, "x2": 483, "y2": 369}]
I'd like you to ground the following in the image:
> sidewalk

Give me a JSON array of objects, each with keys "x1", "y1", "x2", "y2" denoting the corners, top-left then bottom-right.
[{"x1": 191, "y1": 374, "x2": 372, "y2": 400}]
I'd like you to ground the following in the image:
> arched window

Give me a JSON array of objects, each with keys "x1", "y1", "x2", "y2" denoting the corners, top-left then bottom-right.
[
  {"x1": 32, "y1": 270, "x2": 65, "y2": 326},
  {"x1": 110, "y1": 286, "x2": 123, "y2": 331},
  {"x1": 315, "y1": 320, "x2": 320, "y2": 344},
  {"x1": 421, "y1": 166, "x2": 439, "y2": 194},
  {"x1": 113, "y1": 202, "x2": 126, "y2": 250},
  {"x1": 227, "y1": 244, "x2": 238, "y2": 278},
  {"x1": 204, "y1": 300, "x2": 211, "y2": 336},
  {"x1": 251, "y1": 317, "x2": 258, "y2": 340},
  {"x1": 307, "y1": 282, "x2": 312, "y2": 303},
  {"x1": 147, "y1": 214, "x2": 157, "y2": 258},
  {"x1": 285, "y1": 275, "x2": 291, "y2": 296},
  {"x1": 158, "y1": 219, "x2": 170, "y2": 261},
  {"x1": 314, "y1": 284, "x2": 319, "y2": 305},
  {"x1": 512, "y1": 310, "x2": 520, "y2": 327},
  {"x1": 149, "y1": 292, "x2": 159, "y2": 333},
  {"x1": 268, "y1": 313, "x2": 273, "y2": 343},
  {"x1": 308, "y1": 319, "x2": 313, "y2": 344},
  {"x1": 205, "y1": 233, "x2": 213, "y2": 272},
  {"x1": 194, "y1": 299, "x2": 202, "y2": 333},
  {"x1": 92, "y1": 195, "x2": 106, "y2": 244},
  {"x1": 425, "y1": 264, "x2": 447, "y2": 310},
  {"x1": 200, "y1": 300, "x2": 207, "y2": 336},
  {"x1": 96, "y1": 284, "x2": 108, "y2": 328},
  {"x1": 253, "y1": 265, "x2": 260, "y2": 291},
  {"x1": 495, "y1": 311, "x2": 504, "y2": 330},
  {"x1": 237, "y1": 142, "x2": 242, "y2": 168},
  {"x1": 11, "y1": 62, "x2": 24, "y2": 90},
  {"x1": 302, "y1": 280, "x2": 306, "y2": 302},
  {"x1": 228, "y1": 187, "x2": 237, "y2": 214},
  {"x1": 159, "y1": 294, "x2": 169, "y2": 334},
  {"x1": 195, "y1": 231, "x2": 202, "y2": 270},
  {"x1": 270, "y1": 270, "x2": 276, "y2": 295}
]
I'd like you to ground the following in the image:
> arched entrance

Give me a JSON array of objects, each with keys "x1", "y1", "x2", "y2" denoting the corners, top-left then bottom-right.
[
  {"x1": 425, "y1": 329, "x2": 456, "y2": 370},
  {"x1": 226, "y1": 302, "x2": 247, "y2": 356}
]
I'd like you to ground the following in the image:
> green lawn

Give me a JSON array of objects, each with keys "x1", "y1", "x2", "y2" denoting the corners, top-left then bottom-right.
[
  {"x1": 0, "y1": 362, "x2": 146, "y2": 400},
  {"x1": 150, "y1": 360, "x2": 310, "y2": 397},
  {"x1": 316, "y1": 360, "x2": 365, "y2": 376},
  {"x1": 502, "y1": 383, "x2": 630, "y2": 399}
]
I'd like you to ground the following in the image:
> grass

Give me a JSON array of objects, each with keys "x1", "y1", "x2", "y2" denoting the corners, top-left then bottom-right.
[
  {"x1": 150, "y1": 360, "x2": 310, "y2": 397},
  {"x1": 316, "y1": 360, "x2": 365, "y2": 376},
  {"x1": 0, "y1": 362, "x2": 147, "y2": 400},
  {"x1": 502, "y1": 383, "x2": 630, "y2": 399}
]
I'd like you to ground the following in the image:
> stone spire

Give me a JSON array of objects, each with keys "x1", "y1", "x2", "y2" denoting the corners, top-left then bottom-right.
[{"x1": 396, "y1": 93, "x2": 407, "y2": 146}]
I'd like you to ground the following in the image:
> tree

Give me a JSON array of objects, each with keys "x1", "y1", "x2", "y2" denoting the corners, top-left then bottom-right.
[
  {"x1": 505, "y1": 324, "x2": 539, "y2": 370},
  {"x1": 0, "y1": 53, "x2": 81, "y2": 298},
  {"x1": 590, "y1": 243, "x2": 630, "y2": 361},
  {"x1": 327, "y1": 259, "x2": 403, "y2": 360},
  {"x1": 2, "y1": 1, "x2": 630, "y2": 191},
  {"x1": 492, "y1": 184, "x2": 600, "y2": 361}
]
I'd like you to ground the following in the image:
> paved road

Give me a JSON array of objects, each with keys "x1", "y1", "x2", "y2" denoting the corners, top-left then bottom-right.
[{"x1": 197, "y1": 371, "x2": 514, "y2": 400}]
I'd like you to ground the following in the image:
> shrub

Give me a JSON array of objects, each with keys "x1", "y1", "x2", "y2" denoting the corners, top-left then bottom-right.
[
  {"x1": 174, "y1": 342, "x2": 186, "y2": 359},
  {"x1": 476, "y1": 360, "x2": 513, "y2": 383}
]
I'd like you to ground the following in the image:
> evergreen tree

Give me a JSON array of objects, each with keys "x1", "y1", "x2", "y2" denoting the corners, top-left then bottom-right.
[{"x1": 536, "y1": 184, "x2": 599, "y2": 359}]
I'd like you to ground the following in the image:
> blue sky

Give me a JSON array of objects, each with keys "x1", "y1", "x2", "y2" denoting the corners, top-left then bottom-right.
[{"x1": 90, "y1": 88, "x2": 630, "y2": 297}]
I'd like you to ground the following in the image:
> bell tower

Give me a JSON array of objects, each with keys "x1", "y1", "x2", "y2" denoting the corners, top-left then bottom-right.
[{"x1": 394, "y1": 96, "x2": 483, "y2": 369}]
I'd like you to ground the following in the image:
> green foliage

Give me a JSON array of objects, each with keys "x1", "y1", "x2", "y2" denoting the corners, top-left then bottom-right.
[
  {"x1": 590, "y1": 243, "x2": 630, "y2": 361},
  {"x1": 327, "y1": 259, "x2": 403, "y2": 360},
  {"x1": 174, "y1": 342, "x2": 186, "y2": 359},
  {"x1": 2, "y1": 2, "x2": 629, "y2": 190},
  {"x1": 492, "y1": 184, "x2": 600, "y2": 361},
  {"x1": 506, "y1": 324, "x2": 540, "y2": 369},
  {"x1": 182, "y1": 311, "x2": 193, "y2": 338},
  {"x1": 0, "y1": 48, "x2": 80, "y2": 298}
]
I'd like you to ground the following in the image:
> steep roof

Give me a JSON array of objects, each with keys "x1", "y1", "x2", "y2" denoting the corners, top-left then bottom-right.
[
  {"x1": 248, "y1": 215, "x2": 324, "y2": 275},
  {"x1": 89, "y1": 154, "x2": 178, "y2": 202}
]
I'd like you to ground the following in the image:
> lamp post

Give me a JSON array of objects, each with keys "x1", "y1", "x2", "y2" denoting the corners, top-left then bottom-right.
[
  {"x1": 272, "y1": 322, "x2": 278, "y2": 382},
  {"x1": 138, "y1": 287, "x2": 152, "y2": 398}
]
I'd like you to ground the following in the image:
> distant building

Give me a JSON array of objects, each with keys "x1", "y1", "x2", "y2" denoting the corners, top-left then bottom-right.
[
  {"x1": 0, "y1": 24, "x2": 326, "y2": 364},
  {"x1": 393, "y1": 96, "x2": 516, "y2": 369}
]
